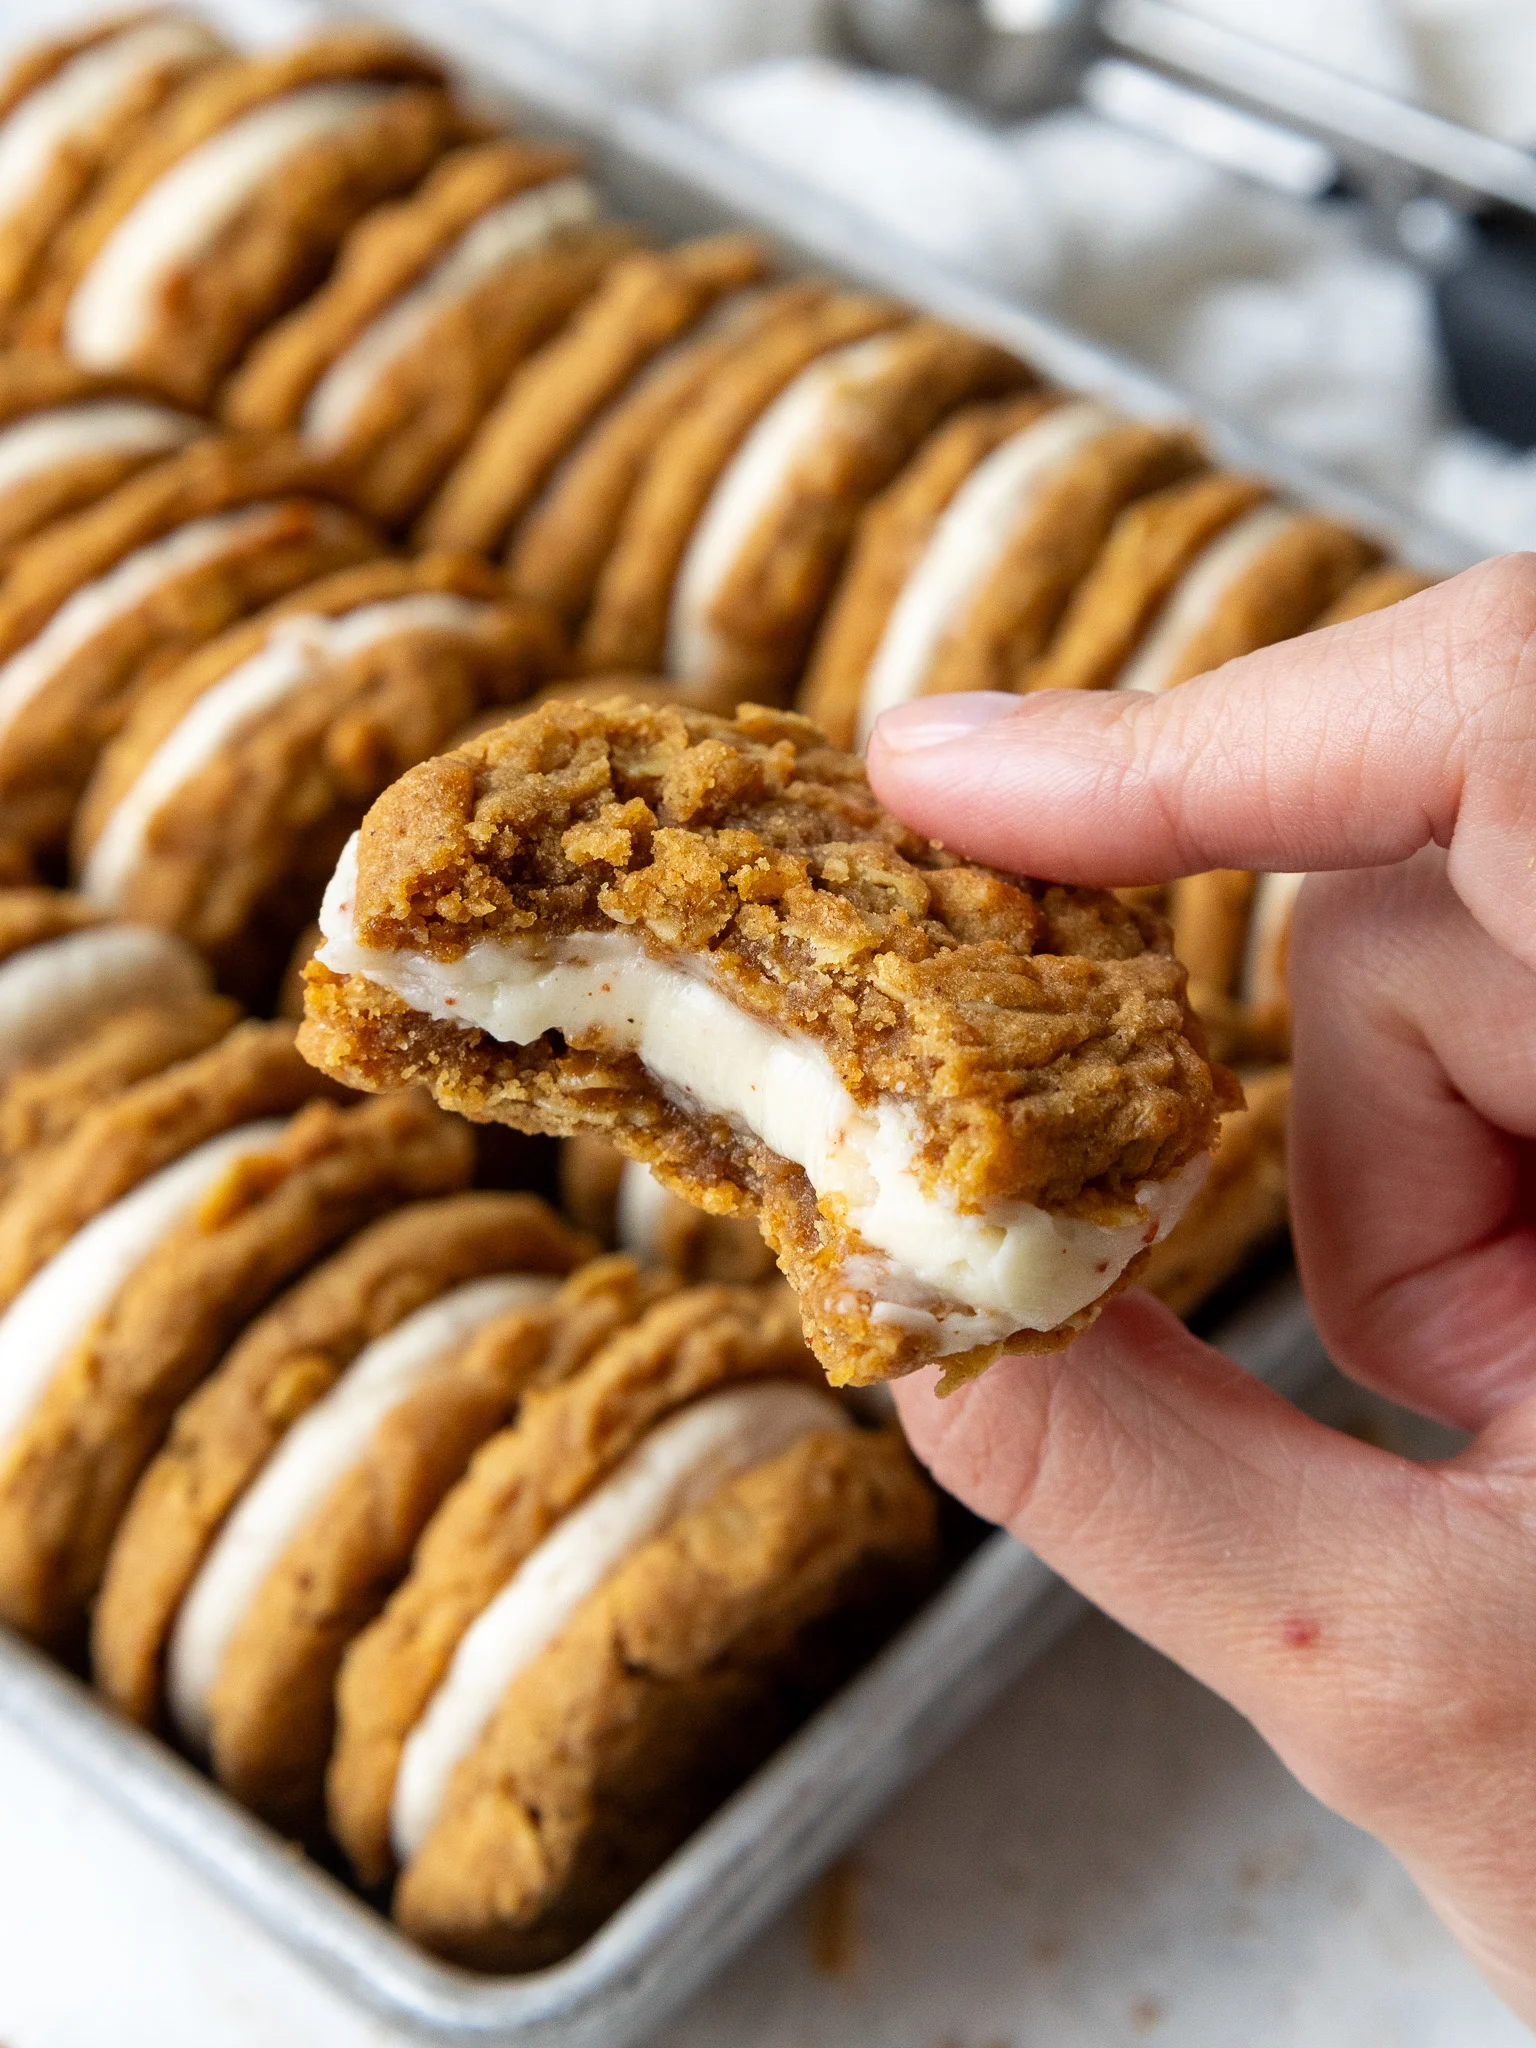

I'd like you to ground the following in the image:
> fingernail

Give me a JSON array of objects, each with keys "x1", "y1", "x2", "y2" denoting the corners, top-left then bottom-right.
[{"x1": 871, "y1": 692, "x2": 1021, "y2": 754}]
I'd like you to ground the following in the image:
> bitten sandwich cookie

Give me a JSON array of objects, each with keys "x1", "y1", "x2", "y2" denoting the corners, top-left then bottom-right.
[
  {"x1": 0, "y1": 435, "x2": 379, "y2": 862},
  {"x1": 96, "y1": 1193, "x2": 590, "y2": 1833},
  {"x1": 22, "y1": 28, "x2": 466, "y2": 408},
  {"x1": 395, "y1": 1395, "x2": 934, "y2": 1968},
  {"x1": 301, "y1": 698, "x2": 1234, "y2": 1390},
  {"x1": 1110, "y1": 503, "x2": 1379, "y2": 693},
  {"x1": 419, "y1": 234, "x2": 772, "y2": 558},
  {"x1": 662, "y1": 317, "x2": 1028, "y2": 710},
  {"x1": 72, "y1": 553, "x2": 565, "y2": 1000},
  {"x1": 506, "y1": 280, "x2": 827, "y2": 635},
  {"x1": 329, "y1": 1280, "x2": 828, "y2": 1886},
  {"x1": 577, "y1": 290, "x2": 906, "y2": 688},
  {"x1": 0, "y1": 12, "x2": 224, "y2": 335},
  {"x1": 96, "y1": 1218, "x2": 642, "y2": 1735},
  {"x1": 225, "y1": 140, "x2": 638, "y2": 526},
  {"x1": 801, "y1": 394, "x2": 1204, "y2": 750},
  {"x1": 562, "y1": 1135, "x2": 776, "y2": 1285},
  {"x1": 0, "y1": 1068, "x2": 470, "y2": 1643},
  {"x1": 0, "y1": 348, "x2": 206, "y2": 567}
]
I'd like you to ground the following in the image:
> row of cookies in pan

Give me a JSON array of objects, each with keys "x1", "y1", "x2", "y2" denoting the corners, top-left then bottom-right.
[{"x1": 0, "y1": 895, "x2": 936, "y2": 1965}]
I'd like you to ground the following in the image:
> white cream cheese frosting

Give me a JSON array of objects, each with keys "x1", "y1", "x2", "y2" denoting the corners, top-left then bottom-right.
[
  {"x1": 0, "y1": 1118, "x2": 286, "y2": 1468},
  {"x1": 1113, "y1": 502, "x2": 1297, "y2": 694},
  {"x1": 319, "y1": 837, "x2": 1205, "y2": 1355},
  {"x1": 0, "y1": 921, "x2": 209, "y2": 1074},
  {"x1": 166, "y1": 1272, "x2": 560, "y2": 1754},
  {"x1": 390, "y1": 1378, "x2": 848, "y2": 1859},
  {"x1": 302, "y1": 175, "x2": 600, "y2": 451},
  {"x1": 857, "y1": 399, "x2": 1119, "y2": 747},
  {"x1": 0, "y1": 502, "x2": 292, "y2": 750},
  {"x1": 1240, "y1": 870, "x2": 1306, "y2": 1012},
  {"x1": 0, "y1": 17, "x2": 220, "y2": 225},
  {"x1": 0, "y1": 401, "x2": 202, "y2": 503},
  {"x1": 666, "y1": 331, "x2": 904, "y2": 683},
  {"x1": 81, "y1": 592, "x2": 491, "y2": 909},
  {"x1": 65, "y1": 82, "x2": 392, "y2": 370}
]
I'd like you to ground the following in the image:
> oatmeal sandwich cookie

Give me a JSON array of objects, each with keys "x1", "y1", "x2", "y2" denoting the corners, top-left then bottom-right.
[
  {"x1": 562, "y1": 1136, "x2": 776, "y2": 1285},
  {"x1": 504, "y1": 279, "x2": 829, "y2": 635},
  {"x1": 0, "y1": 348, "x2": 207, "y2": 568},
  {"x1": 1110, "y1": 501, "x2": 1379, "y2": 694},
  {"x1": 22, "y1": 28, "x2": 466, "y2": 408},
  {"x1": 72, "y1": 553, "x2": 566, "y2": 1000},
  {"x1": 0, "y1": 12, "x2": 224, "y2": 335},
  {"x1": 301, "y1": 698, "x2": 1233, "y2": 1390},
  {"x1": 0, "y1": 435, "x2": 379, "y2": 862},
  {"x1": 576, "y1": 289, "x2": 907, "y2": 686},
  {"x1": 329, "y1": 1279, "x2": 831, "y2": 1885},
  {"x1": 95, "y1": 1214, "x2": 638, "y2": 1736},
  {"x1": 97, "y1": 1199, "x2": 592, "y2": 1833},
  {"x1": 225, "y1": 141, "x2": 638, "y2": 526},
  {"x1": 801, "y1": 394, "x2": 1206, "y2": 750},
  {"x1": 419, "y1": 233, "x2": 772, "y2": 558},
  {"x1": 0, "y1": 1079, "x2": 469, "y2": 1645}
]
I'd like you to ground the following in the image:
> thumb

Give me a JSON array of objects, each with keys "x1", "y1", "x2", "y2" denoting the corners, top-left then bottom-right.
[{"x1": 894, "y1": 1292, "x2": 1434, "y2": 1809}]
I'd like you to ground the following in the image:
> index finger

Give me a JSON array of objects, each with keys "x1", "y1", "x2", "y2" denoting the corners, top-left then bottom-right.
[{"x1": 865, "y1": 555, "x2": 1536, "y2": 970}]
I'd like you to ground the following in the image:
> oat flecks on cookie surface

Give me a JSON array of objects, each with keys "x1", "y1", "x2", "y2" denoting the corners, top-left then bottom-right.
[{"x1": 302, "y1": 698, "x2": 1234, "y2": 1385}]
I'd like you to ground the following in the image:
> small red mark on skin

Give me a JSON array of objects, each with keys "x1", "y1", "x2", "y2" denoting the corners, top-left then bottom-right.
[{"x1": 1281, "y1": 1615, "x2": 1321, "y2": 1649}]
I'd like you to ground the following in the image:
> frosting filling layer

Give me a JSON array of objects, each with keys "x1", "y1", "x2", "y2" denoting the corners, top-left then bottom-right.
[
  {"x1": 0, "y1": 922, "x2": 209, "y2": 1073},
  {"x1": 0, "y1": 502, "x2": 292, "y2": 749},
  {"x1": 390, "y1": 1378, "x2": 848, "y2": 1858},
  {"x1": 857, "y1": 398, "x2": 1117, "y2": 746},
  {"x1": 167, "y1": 1272, "x2": 561, "y2": 1753},
  {"x1": 320, "y1": 837, "x2": 1204, "y2": 1353},
  {"x1": 667, "y1": 331, "x2": 903, "y2": 682},
  {"x1": 82, "y1": 592, "x2": 492, "y2": 908},
  {"x1": 0, "y1": 401, "x2": 202, "y2": 501},
  {"x1": 1114, "y1": 502, "x2": 1296, "y2": 693},
  {"x1": 302, "y1": 175, "x2": 600, "y2": 450},
  {"x1": 66, "y1": 83, "x2": 392, "y2": 368},
  {"x1": 0, "y1": 18, "x2": 220, "y2": 222},
  {"x1": 0, "y1": 1119, "x2": 286, "y2": 1467}
]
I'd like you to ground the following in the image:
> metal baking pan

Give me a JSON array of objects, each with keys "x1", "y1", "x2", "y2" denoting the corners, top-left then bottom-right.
[{"x1": 0, "y1": 7, "x2": 1451, "y2": 2041}]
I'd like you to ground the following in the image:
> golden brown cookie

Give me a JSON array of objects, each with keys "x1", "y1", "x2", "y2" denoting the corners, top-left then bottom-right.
[
  {"x1": 72, "y1": 553, "x2": 566, "y2": 1001},
  {"x1": 562, "y1": 1136, "x2": 776, "y2": 1284},
  {"x1": 1019, "y1": 470, "x2": 1271, "y2": 695},
  {"x1": 664, "y1": 318, "x2": 1029, "y2": 710},
  {"x1": 1311, "y1": 561, "x2": 1438, "y2": 627},
  {"x1": 0, "y1": 880, "x2": 103, "y2": 960},
  {"x1": 577, "y1": 291, "x2": 905, "y2": 679},
  {"x1": 507, "y1": 283, "x2": 831, "y2": 637},
  {"x1": 222, "y1": 139, "x2": 584, "y2": 432},
  {"x1": 1141, "y1": 1064, "x2": 1290, "y2": 1317},
  {"x1": 21, "y1": 28, "x2": 466, "y2": 408},
  {"x1": 0, "y1": 14, "x2": 225, "y2": 336},
  {"x1": 798, "y1": 392, "x2": 1058, "y2": 747},
  {"x1": 328, "y1": 1279, "x2": 817, "y2": 1885},
  {"x1": 846, "y1": 400, "x2": 1208, "y2": 744},
  {"x1": 394, "y1": 1421, "x2": 937, "y2": 1968},
  {"x1": 0, "y1": 1087, "x2": 469, "y2": 1644},
  {"x1": 94, "y1": 1216, "x2": 630, "y2": 1734},
  {"x1": 0, "y1": 435, "x2": 380, "y2": 861},
  {"x1": 1112, "y1": 507, "x2": 1379, "y2": 693},
  {"x1": 418, "y1": 235, "x2": 774, "y2": 557},
  {"x1": 0, "y1": 1016, "x2": 336, "y2": 1311},
  {"x1": 0, "y1": 990, "x2": 238, "y2": 1193},
  {"x1": 301, "y1": 698, "x2": 1233, "y2": 1392},
  {"x1": 0, "y1": 348, "x2": 207, "y2": 565}
]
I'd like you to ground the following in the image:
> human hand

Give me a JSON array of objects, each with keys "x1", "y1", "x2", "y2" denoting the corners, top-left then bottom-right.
[{"x1": 866, "y1": 554, "x2": 1536, "y2": 2025}]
